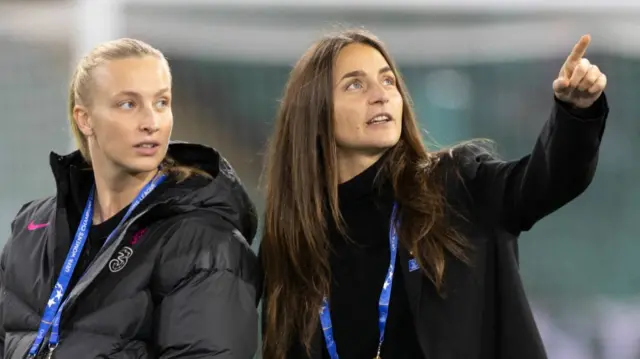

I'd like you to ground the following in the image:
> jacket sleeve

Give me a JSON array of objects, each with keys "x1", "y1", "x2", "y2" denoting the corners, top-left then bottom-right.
[
  {"x1": 455, "y1": 94, "x2": 608, "y2": 234},
  {"x1": 152, "y1": 217, "x2": 260, "y2": 359}
]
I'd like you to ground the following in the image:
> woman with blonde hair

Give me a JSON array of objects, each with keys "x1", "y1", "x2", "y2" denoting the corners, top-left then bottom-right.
[
  {"x1": 0, "y1": 38, "x2": 260, "y2": 358},
  {"x1": 260, "y1": 29, "x2": 608, "y2": 359}
]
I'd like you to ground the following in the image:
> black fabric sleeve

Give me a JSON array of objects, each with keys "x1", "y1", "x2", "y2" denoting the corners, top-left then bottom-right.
[
  {"x1": 153, "y1": 217, "x2": 260, "y2": 358},
  {"x1": 454, "y1": 94, "x2": 609, "y2": 234}
]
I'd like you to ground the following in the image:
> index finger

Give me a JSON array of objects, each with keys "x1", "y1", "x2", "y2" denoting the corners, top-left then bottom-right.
[{"x1": 566, "y1": 34, "x2": 591, "y2": 64}]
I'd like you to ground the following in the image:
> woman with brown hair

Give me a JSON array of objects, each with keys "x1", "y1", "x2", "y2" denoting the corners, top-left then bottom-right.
[
  {"x1": 0, "y1": 38, "x2": 260, "y2": 358},
  {"x1": 260, "y1": 29, "x2": 608, "y2": 359}
]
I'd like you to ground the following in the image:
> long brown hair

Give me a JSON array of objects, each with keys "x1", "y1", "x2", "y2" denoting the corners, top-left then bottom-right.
[{"x1": 261, "y1": 29, "x2": 470, "y2": 358}]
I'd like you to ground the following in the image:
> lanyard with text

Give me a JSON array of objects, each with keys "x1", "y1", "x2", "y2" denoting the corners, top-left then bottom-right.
[
  {"x1": 27, "y1": 173, "x2": 167, "y2": 358},
  {"x1": 319, "y1": 203, "x2": 399, "y2": 359}
]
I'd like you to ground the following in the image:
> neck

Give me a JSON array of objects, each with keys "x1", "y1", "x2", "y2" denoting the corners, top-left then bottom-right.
[
  {"x1": 337, "y1": 150, "x2": 386, "y2": 184},
  {"x1": 92, "y1": 164, "x2": 158, "y2": 224}
]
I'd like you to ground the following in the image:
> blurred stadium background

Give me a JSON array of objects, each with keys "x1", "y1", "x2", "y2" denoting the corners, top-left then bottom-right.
[{"x1": 1, "y1": 0, "x2": 639, "y2": 358}]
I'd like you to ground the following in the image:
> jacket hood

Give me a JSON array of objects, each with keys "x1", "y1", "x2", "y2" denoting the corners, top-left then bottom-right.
[{"x1": 49, "y1": 142, "x2": 258, "y2": 244}]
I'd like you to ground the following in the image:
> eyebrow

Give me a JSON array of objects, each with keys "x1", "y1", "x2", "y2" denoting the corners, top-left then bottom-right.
[
  {"x1": 114, "y1": 87, "x2": 170, "y2": 98},
  {"x1": 339, "y1": 66, "x2": 393, "y2": 81}
]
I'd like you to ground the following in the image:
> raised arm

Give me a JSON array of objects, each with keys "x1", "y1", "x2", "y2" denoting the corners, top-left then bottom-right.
[{"x1": 457, "y1": 35, "x2": 609, "y2": 234}]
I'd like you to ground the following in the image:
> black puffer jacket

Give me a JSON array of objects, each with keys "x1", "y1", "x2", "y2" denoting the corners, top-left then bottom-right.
[{"x1": 0, "y1": 143, "x2": 260, "y2": 358}]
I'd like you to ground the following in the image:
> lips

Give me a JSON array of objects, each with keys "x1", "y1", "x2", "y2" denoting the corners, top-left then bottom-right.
[
  {"x1": 133, "y1": 141, "x2": 159, "y2": 149},
  {"x1": 133, "y1": 141, "x2": 161, "y2": 156},
  {"x1": 366, "y1": 112, "x2": 393, "y2": 125}
]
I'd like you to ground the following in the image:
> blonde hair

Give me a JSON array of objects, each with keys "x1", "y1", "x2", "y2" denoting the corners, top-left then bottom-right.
[{"x1": 69, "y1": 38, "x2": 211, "y2": 181}]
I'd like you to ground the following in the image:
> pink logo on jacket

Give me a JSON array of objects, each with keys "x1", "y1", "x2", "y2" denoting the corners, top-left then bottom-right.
[
  {"x1": 130, "y1": 228, "x2": 147, "y2": 246},
  {"x1": 27, "y1": 221, "x2": 49, "y2": 231}
]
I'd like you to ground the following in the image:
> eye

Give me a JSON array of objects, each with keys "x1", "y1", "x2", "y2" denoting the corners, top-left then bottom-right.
[
  {"x1": 155, "y1": 98, "x2": 170, "y2": 109},
  {"x1": 118, "y1": 101, "x2": 135, "y2": 110},
  {"x1": 382, "y1": 77, "x2": 396, "y2": 86},
  {"x1": 345, "y1": 81, "x2": 363, "y2": 91}
]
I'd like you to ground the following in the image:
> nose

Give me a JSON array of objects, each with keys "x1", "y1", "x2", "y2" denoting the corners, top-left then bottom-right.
[
  {"x1": 368, "y1": 82, "x2": 390, "y2": 106},
  {"x1": 139, "y1": 106, "x2": 160, "y2": 134}
]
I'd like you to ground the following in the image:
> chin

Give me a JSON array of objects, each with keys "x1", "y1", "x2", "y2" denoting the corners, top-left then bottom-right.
[
  {"x1": 361, "y1": 142, "x2": 397, "y2": 158},
  {"x1": 120, "y1": 157, "x2": 163, "y2": 175},
  {"x1": 374, "y1": 137, "x2": 401, "y2": 150}
]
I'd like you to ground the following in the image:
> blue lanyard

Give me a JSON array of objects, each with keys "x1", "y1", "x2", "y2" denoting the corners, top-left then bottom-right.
[
  {"x1": 319, "y1": 203, "x2": 399, "y2": 359},
  {"x1": 27, "y1": 173, "x2": 166, "y2": 358}
]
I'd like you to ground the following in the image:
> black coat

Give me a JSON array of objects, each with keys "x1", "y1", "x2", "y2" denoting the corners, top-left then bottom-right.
[
  {"x1": 281, "y1": 95, "x2": 609, "y2": 359},
  {"x1": 0, "y1": 143, "x2": 261, "y2": 358}
]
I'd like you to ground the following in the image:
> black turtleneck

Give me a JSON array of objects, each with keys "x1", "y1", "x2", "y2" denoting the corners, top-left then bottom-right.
[{"x1": 322, "y1": 158, "x2": 424, "y2": 359}]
